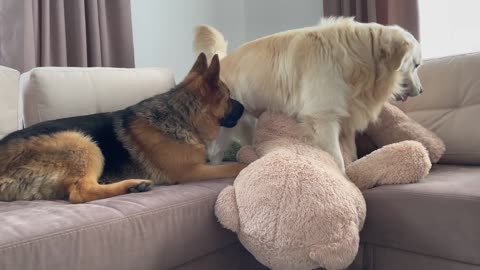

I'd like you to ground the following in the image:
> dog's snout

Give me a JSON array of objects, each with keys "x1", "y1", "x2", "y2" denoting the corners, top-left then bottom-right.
[
  {"x1": 230, "y1": 99, "x2": 244, "y2": 116},
  {"x1": 220, "y1": 99, "x2": 244, "y2": 128}
]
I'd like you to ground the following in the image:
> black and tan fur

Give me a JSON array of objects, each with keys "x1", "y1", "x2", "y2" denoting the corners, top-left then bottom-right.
[{"x1": 0, "y1": 53, "x2": 246, "y2": 203}]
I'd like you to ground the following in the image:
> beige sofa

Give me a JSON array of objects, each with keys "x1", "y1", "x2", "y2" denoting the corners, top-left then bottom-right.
[{"x1": 0, "y1": 52, "x2": 479, "y2": 270}]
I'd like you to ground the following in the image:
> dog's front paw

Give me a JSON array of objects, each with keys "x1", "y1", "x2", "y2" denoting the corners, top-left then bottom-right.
[{"x1": 127, "y1": 180, "x2": 153, "y2": 193}]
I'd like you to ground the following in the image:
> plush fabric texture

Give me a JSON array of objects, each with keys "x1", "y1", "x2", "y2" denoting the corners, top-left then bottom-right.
[
  {"x1": 216, "y1": 106, "x2": 443, "y2": 269},
  {"x1": 19, "y1": 67, "x2": 175, "y2": 127},
  {"x1": 344, "y1": 102, "x2": 444, "y2": 191},
  {"x1": 347, "y1": 141, "x2": 431, "y2": 190},
  {"x1": 0, "y1": 66, "x2": 20, "y2": 139},
  {"x1": 366, "y1": 103, "x2": 446, "y2": 163},
  {"x1": 395, "y1": 52, "x2": 480, "y2": 165},
  {"x1": 216, "y1": 112, "x2": 367, "y2": 270}
]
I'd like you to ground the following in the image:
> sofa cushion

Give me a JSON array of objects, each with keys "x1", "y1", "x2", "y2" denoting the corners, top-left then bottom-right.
[
  {"x1": 396, "y1": 53, "x2": 480, "y2": 165},
  {"x1": 0, "y1": 66, "x2": 20, "y2": 139},
  {"x1": 355, "y1": 244, "x2": 480, "y2": 270},
  {"x1": 0, "y1": 178, "x2": 237, "y2": 270},
  {"x1": 360, "y1": 165, "x2": 480, "y2": 266},
  {"x1": 20, "y1": 67, "x2": 175, "y2": 127}
]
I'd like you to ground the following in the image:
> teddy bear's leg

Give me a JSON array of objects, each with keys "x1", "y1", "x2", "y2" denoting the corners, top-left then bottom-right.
[
  {"x1": 309, "y1": 221, "x2": 360, "y2": 270},
  {"x1": 346, "y1": 141, "x2": 432, "y2": 190},
  {"x1": 215, "y1": 185, "x2": 240, "y2": 232},
  {"x1": 366, "y1": 103, "x2": 446, "y2": 163},
  {"x1": 236, "y1": 145, "x2": 259, "y2": 164}
]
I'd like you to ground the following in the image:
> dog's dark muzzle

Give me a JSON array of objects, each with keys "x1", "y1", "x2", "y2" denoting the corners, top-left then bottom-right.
[{"x1": 220, "y1": 99, "x2": 244, "y2": 128}]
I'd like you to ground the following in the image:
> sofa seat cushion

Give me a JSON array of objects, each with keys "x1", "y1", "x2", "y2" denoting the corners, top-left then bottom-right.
[
  {"x1": 361, "y1": 165, "x2": 480, "y2": 265},
  {"x1": 0, "y1": 179, "x2": 236, "y2": 270},
  {"x1": 0, "y1": 66, "x2": 20, "y2": 139}
]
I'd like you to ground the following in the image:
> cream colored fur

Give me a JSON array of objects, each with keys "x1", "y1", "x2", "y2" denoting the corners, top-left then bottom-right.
[{"x1": 193, "y1": 17, "x2": 423, "y2": 171}]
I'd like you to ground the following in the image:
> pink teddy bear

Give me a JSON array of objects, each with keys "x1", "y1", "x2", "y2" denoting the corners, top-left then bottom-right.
[{"x1": 215, "y1": 103, "x2": 445, "y2": 270}]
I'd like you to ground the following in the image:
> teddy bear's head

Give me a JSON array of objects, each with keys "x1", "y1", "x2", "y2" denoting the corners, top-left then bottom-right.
[{"x1": 221, "y1": 149, "x2": 366, "y2": 270}]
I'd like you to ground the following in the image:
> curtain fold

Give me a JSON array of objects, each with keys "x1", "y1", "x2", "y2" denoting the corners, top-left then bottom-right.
[
  {"x1": 0, "y1": 0, "x2": 134, "y2": 72},
  {"x1": 323, "y1": 0, "x2": 419, "y2": 40}
]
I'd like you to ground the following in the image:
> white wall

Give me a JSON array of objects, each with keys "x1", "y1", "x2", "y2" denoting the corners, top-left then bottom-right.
[
  {"x1": 211, "y1": 0, "x2": 246, "y2": 53},
  {"x1": 244, "y1": 0, "x2": 323, "y2": 41},
  {"x1": 131, "y1": 0, "x2": 217, "y2": 82},
  {"x1": 419, "y1": 0, "x2": 480, "y2": 59},
  {"x1": 132, "y1": 0, "x2": 323, "y2": 81}
]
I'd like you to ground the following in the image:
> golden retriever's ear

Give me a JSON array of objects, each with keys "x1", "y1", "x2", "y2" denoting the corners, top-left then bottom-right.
[
  {"x1": 188, "y1": 53, "x2": 208, "y2": 75},
  {"x1": 379, "y1": 31, "x2": 412, "y2": 71}
]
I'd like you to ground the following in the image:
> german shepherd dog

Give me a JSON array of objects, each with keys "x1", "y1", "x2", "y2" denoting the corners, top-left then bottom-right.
[{"x1": 0, "y1": 53, "x2": 246, "y2": 203}]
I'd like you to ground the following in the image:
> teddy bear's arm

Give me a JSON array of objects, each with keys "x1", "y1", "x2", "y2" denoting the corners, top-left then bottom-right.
[
  {"x1": 365, "y1": 103, "x2": 445, "y2": 163},
  {"x1": 215, "y1": 185, "x2": 240, "y2": 232},
  {"x1": 347, "y1": 141, "x2": 431, "y2": 190},
  {"x1": 236, "y1": 145, "x2": 260, "y2": 164}
]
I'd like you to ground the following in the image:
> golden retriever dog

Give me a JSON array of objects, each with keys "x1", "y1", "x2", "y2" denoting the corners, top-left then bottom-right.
[{"x1": 194, "y1": 17, "x2": 423, "y2": 171}]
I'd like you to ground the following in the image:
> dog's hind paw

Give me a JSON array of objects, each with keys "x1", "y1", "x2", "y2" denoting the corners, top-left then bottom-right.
[{"x1": 127, "y1": 181, "x2": 153, "y2": 193}]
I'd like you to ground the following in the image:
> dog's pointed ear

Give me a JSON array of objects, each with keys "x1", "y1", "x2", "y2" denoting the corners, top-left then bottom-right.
[
  {"x1": 188, "y1": 53, "x2": 208, "y2": 75},
  {"x1": 204, "y1": 54, "x2": 220, "y2": 86}
]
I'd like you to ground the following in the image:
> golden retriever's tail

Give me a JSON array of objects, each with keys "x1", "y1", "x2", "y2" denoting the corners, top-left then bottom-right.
[{"x1": 193, "y1": 25, "x2": 228, "y2": 62}]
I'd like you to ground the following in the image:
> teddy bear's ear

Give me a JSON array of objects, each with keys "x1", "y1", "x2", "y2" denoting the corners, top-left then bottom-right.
[
  {"x1": 309, "y1": 222, "x2": 360, "y2": 270},
  {"x1": 215, "y1": 186, "x2": 240, "y2": 232}
]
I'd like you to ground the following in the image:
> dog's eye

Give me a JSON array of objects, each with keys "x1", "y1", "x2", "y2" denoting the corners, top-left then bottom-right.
[{"x1": 414, "y1": 63, "x2": 420, "y2": 69}]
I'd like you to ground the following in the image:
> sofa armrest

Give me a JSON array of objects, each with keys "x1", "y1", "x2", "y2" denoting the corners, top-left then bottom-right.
[{"x1": 0, "y1": 66, "x2": 20, "y2": 139}]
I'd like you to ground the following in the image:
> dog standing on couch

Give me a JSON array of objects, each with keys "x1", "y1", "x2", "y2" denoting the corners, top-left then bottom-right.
[
  {"x1": 0, "y1": 53, "x2": 246, "y2": 203},
  {"x1": 194, "y1": 17, "x2": 423, "y2": 171}
]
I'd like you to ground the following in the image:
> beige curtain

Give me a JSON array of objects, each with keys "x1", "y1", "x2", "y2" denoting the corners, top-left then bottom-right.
[
  {"x1": 323, "y1": 0, "x2": 419, "y2": 40},
  {"x1": 0, "y1": 0, "x2": 134, "y2": 72}
]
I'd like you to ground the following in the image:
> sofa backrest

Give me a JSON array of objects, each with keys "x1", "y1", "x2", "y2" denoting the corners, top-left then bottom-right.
[
  {"x1": 0, "y1": 66, "x2": 20, "y2": 139},
  {"x1": 20, "y1": 67, "x2": 175, "y2": 127},
  {"x1": 397, "y1": 53, "x2": 480, "y2": 165}
]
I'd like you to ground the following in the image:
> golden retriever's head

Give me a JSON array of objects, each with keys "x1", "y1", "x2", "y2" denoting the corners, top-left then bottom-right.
[
  {"x1": 393, "y1": 27, "x2": 423, "y2": 102},
  {"x1": 319, "y1": 18, "x2": 423, "y2": 104},
  {"x1": 372, "y1": 24, "x2": 423, "y2": 102}
]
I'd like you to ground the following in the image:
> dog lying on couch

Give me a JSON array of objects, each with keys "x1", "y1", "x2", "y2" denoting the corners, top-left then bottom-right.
[{"x1": 0, "y1": 53, "x2": 246, "y2": 203}]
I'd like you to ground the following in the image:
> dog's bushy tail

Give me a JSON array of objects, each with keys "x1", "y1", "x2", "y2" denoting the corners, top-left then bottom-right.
[{"x1": 193, "y1": 25, "x2": 228, "y2": 62}]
